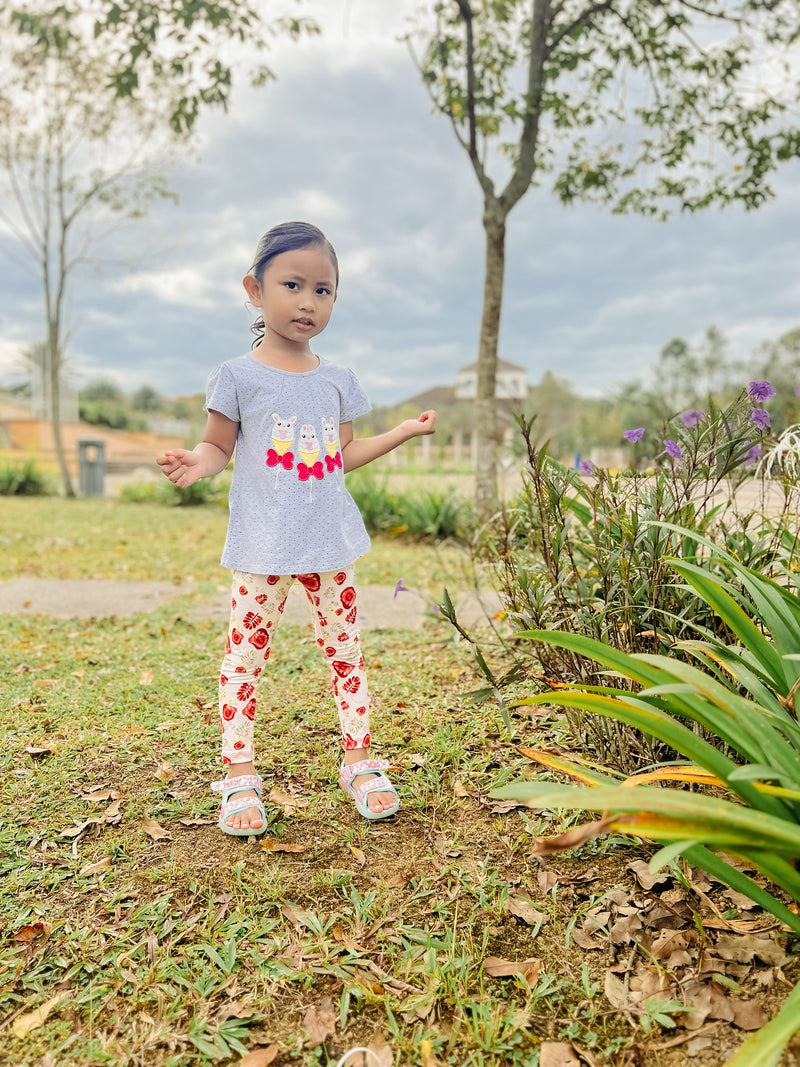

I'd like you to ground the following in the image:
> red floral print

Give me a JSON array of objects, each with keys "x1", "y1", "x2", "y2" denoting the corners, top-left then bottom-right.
[
  {"x1": 340, "y1": 587, "x2": 356, "y2": 609},
  {"x1": 237, "y1": 682, "x2": 254, "y2": 702},
  {"x1": 243, "y1": 611, "x2": 263, "y2": 630},
  {"x1": 249, "y1": 628, "x2": 269, "y2": 649},
  {"x1": 334, "y1": 571, "x2": 347, "y2": 585}
]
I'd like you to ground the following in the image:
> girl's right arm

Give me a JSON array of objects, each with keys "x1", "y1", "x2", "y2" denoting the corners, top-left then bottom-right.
[{"x1": 157, "y1": 410, "x2": 238, "y2": 489}]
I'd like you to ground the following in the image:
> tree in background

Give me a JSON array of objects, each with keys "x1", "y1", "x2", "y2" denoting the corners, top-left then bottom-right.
[
  {"x1": 0, "y1": 2, "x2": 316, "y2": 495},
  {"x1": 407, "y1": 0, "x2": 800, "y2": 517}
]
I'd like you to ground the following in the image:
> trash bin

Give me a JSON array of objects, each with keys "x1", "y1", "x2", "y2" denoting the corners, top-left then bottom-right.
[{"x1": 78, "y1": 437, "x2": 106, "y2": 497}]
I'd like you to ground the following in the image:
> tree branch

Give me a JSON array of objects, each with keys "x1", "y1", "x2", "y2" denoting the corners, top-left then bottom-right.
[
  {"x1": 546, "y1": 0, "x2": 617, "y2": 57},
  {"x1": 500, "y1": 0, "x2": 552, "y2": 213}
]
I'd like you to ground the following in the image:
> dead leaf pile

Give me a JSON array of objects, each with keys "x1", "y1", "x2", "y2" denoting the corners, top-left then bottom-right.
[{"x1": 558, "y1": 858, "x2": 787, "y2": 1034}]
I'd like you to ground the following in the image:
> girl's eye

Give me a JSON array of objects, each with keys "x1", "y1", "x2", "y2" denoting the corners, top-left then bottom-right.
[
  {"x1": 316, "y1": 287, "x2": 331, "y2": 296},
  {"x1": 284, "y1": 281, "x2": 298, "y2": 290}
]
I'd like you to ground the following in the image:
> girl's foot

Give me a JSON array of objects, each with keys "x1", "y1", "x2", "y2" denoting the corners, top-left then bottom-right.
[
  {"x1": 343, "y1": 748, "x2": 397, "y2": 814},
  {"x1": 219, "y1": 762, "x2": 264, "y2": 832}
]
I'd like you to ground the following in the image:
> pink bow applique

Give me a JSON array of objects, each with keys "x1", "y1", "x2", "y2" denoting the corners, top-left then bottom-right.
[
  {"x1": 298, "y1": 461, "x2": 324, "y2": 482},
  {"x1": 267, "y1": 449, "x2": 294, "y2": 470},
  {"x1": 325, "y1": 451, "x2": 342, "y2": 473}
]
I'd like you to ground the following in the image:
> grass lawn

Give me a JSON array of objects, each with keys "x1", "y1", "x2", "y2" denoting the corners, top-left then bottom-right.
[{"x1": 1, "y1": 499, "x2": 798, "y2": 1066}]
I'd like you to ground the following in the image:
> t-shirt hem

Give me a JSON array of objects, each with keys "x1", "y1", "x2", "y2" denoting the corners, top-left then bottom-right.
[{"x1": 219, "y1": 541, "x2": 371, "y2": 576}]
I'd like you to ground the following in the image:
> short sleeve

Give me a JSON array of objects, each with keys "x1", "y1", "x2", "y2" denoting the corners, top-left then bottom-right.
[
  {"x1": 339, "y1": 368, "x2": 371, "y2": 423},
  {"x1": 205, "y1": 363, "x2": 240, "y2": 423}
]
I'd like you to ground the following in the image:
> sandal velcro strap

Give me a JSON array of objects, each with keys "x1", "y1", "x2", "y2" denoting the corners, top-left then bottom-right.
[
  {"x1": 211, "y1": 774, "x2": 263, "y2": 795},
  {"x1": 355, "y1": 775, "x2": 393, "y2": 802},
  {"x1": 340, "y1": 758, "x2": 389, "y2": 785}
]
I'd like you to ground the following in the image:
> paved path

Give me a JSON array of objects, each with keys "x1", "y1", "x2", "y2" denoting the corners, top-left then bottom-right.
[{"x1": 0, "y1": 577, "x2": 503, "y2": 630}]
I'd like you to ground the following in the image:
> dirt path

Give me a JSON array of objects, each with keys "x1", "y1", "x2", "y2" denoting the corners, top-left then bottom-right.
[{"x1": 0, "y1": 576, "x2": 502, "y2": 629}]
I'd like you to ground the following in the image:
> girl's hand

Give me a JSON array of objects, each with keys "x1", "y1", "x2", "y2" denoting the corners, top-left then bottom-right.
[
  {"x1": 157, "y1": 449, "x2": 205, "y2": 488},
  {"x1": 403, "y1": 410, "x2": 437, "y2": 439}
]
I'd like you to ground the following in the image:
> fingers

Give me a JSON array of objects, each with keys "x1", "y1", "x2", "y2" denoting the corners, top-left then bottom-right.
[{"x1": 418, "y1": 410, "x2": 437, "y2": 433}]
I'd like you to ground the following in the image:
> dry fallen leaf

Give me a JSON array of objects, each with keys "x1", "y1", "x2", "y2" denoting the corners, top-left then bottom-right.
[
  {"x1": 239, "y1": 1044, "x2": 279, "y2": 1066},
  {"x1": 12, "y1": 993, "x2": 69, "y2": 1039},
  {"x1": 483, "y1": 956, "x2": 541, "y2": 984},
  {"x1": 154, "y1": 762, "x2": 176, "y2": 783},
  {"x1": 103, "y1": 798, "x2": 124, "y2": 824},
  {"x1": 179, "y1": 816, "x2": 216, "y2": 826},
  {"x1": 540, "y1": 1042, "x2": 581, "y2": 1067},
  {"x1": 261, "y1": 838, "x2": 304, "y2": 854},
  {"x1": 714, "y1": 933, "x2": 784, "y2": 966},
  {"x1": 155, "y1": 721, "x2": 182, "y2": 731},
  {"x1": 349, "y1": 845, "x2": 367, "y2": 867},
  {"x1": 13, "y1": 922, "x2": 52, "y2": 943},
  {"x1": 453, "y1": 779, "x2": 471, "y2": 797},
  {"x1": 507, "y1": 892, "x2": 544, "y2": 927},
  {"x1": 489, "y1": 798, "x2": 526, "y2": 814},
  {"x1": 604, "y1": 971, "x2": 630, "y2": 1012},
  {"x1": 267, "y1": 787, "x2": 309, "y2": 816},
  {"x1": 59, "y1": 816, "x2": 103, "y2": 839},
  {"x1": 141, "y1": 815, "x2": 171, "y2": 841},
  {"x1": 139, "y1": 668, "x2": 156, "y2": 685},
  {"x1": 83, "y1": 787, "x2": 123, "y2": 803},
  {"x1": 627, "y1": 859, "x2": 670, "y2": 891},
  {"x1": 79, "y1": 856, "x2": 112, "y2": 877},
  {"x1": 408, "y1": 753, "x2": 426, "y2": 767},
  {"x1": 24, "y1": 744, "x2": 56, "y2": 758},
  {"x1": 303, "y1": 998, "x2": 336, "y2": 1046}
]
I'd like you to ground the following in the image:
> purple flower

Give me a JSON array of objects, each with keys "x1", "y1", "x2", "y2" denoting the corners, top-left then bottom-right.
[
  {"x1": 680, "y1": 409, "x2": 705, "y2": 428},
  {"x1": 624, "y1": 428, "x2": 645, "y2": 443},
  {"x1": 751, "y1": 408, "x2": 771, "y2": 430},
  {"x1": 663, "y1": 439, "x2": 682, "y2": 460},
  {"x1": 795, "y1": 383, "x2": 800, "y2": 397},
  {"x1": 743, "y1": 443, "x2": 762, "y2": 466},
  {"x1": 394, "y1": 579, "x2": 410, "y2": 599},
  {"x1": 578, "y1": 459, "x2": 596, "y2": 475},
  {"x1": 748, "y1": 380, "x2": 776, "y2": 402}
]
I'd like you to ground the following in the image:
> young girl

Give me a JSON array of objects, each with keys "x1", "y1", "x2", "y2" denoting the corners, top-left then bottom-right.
[{"x1": 158, "y1": 221, "x2": 436, "y2": 836}]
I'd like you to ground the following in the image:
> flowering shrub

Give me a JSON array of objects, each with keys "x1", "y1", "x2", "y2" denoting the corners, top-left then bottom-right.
[{"x1": 457, "y1": 383, "x2": 800, "y2": 770}]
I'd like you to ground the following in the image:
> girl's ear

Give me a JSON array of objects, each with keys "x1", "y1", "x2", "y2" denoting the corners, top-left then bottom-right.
[{"x1": 243, "y1": 274, "x2": 262, "y2": 306}]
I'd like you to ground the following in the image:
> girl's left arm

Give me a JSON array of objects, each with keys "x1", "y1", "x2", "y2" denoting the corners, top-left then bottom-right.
[{"x1": 340, "y1": 410, "x2": 437, "y2": 473}]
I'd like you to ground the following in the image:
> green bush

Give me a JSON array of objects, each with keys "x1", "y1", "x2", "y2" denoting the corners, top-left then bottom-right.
[
  {"x1": 345, "y1": 469, "x2": 474, "y2": 543},
  {"x1": 345, "y1": 470, "x2": 401, "y2": 534},
  {"x1": 0, "y1": 458, "x2": 52, "y2": 495},
  {"x1": 120, "y1": 473, "x2": 231, "y2": 507}
]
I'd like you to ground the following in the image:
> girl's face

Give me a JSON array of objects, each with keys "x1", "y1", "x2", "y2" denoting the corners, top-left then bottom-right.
[{"x1": 243, "y1": 245, "x2": 337, "y2": 346}]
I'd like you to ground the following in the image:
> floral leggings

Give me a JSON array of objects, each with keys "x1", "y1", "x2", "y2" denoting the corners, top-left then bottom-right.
[{"x1": 219, "y1": 566, "x2": 370, "y2": 766}]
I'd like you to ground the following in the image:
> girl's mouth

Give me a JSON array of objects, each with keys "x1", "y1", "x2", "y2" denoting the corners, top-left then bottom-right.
[{"x1": 293, "y1": 318, "x2": 314, "y2": 329}]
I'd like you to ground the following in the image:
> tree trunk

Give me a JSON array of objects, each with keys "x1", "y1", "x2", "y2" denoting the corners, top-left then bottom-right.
[
  {"x1": 47, "y1": 330, "x2": 75, "y2": 497},
  {"x1": 474, "y1": 199, "x2": 507, "y2": 520}
]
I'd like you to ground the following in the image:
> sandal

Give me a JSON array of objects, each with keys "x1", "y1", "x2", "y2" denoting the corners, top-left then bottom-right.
[
  {"x1": 340, "y1": 758, "x2": 399, "y2": 820},
  {"x1": 211, "y1": 774, "x2": 266, "y2": 837}
]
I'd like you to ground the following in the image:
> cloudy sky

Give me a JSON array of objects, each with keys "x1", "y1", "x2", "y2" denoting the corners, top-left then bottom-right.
[{"x1": 1, "y1": 0, "x2": 798, "y2": 407}]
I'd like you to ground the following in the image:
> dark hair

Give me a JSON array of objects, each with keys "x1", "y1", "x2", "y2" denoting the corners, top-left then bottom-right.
[{"x1": 248, "y1": 221, "x2": 339, "y2": 347}]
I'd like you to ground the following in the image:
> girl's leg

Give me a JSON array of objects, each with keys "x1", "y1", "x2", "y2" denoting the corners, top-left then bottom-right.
[
  {"x1": 218, "y1": 571, "x2": 292, "y2": 831},
  {"x1": 299, "y1": 567, "x2": 396, "y2": 814}
]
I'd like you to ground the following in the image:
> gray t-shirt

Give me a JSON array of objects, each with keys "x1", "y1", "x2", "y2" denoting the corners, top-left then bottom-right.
[{"x1": 205, "y1": 354, "x2": 372, "y2": 574}]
